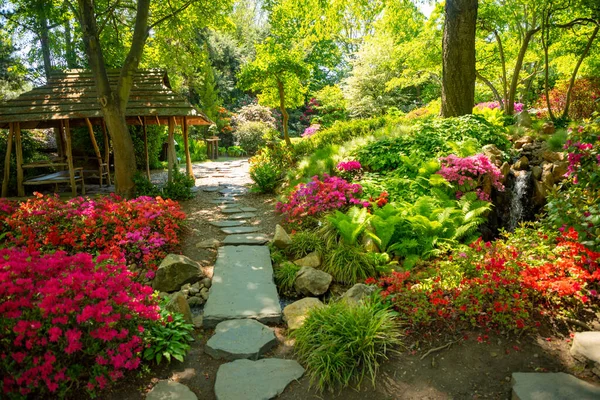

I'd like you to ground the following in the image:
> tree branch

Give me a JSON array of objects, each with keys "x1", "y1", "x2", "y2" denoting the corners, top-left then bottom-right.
[
  {"x1": 98, "y1": 0, "x2": 121, "y2": 35},
  {"x1": 148, "y1": 0, "x2": 195, "y2": 29}
]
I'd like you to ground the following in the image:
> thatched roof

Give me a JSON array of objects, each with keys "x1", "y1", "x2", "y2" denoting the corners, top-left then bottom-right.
[{"x1": 0, "y1": 69, "x2": 212, "y2": 129}]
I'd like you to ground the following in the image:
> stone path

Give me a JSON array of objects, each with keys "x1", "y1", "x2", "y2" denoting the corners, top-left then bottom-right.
[{"x1": 193, "y1": 159, "x2": 304, "y2": 400}]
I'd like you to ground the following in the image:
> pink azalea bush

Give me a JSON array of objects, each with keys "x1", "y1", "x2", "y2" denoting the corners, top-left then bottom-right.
[
  {"x1": 438, "y1": 154, "x2": 505, "y2": 201},
  {"x1": 336, "y1": 160, "x2": 362, "y2": 181},
  {"x1": 475, "y1": 101, "x2": 524, "y2": 113},
  {"x1": 276, "y1": 174, "x2": 369, "y2": 225},
  {"x1": 301, "y1": 124, "x2": 321, "y2": 138},
  {"x1": 0, "y1": 249, "x2": 160, "y2": 398}
]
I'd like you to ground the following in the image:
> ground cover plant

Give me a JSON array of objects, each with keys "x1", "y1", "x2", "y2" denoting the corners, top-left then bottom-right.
[{"x1": 0, "y1": 193, "x2": 186, "y2": 275}]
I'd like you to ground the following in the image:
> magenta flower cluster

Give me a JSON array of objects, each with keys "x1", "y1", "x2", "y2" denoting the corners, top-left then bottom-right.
[
  {"x1": 438, "y1": 154, "x2": 505, "y2": 200},
  {"x1": 276, "y1": 174, "x2": 368, "y2": 225},
  {"x1": 336, "y1": 160, "x2": 362, "y2": 172},
  {"x1": 301, "y1": 124, "x2": 321, "y2": 138},
  {"x1": 475, "y1": 101, "x2": 524, "y2": 113}
]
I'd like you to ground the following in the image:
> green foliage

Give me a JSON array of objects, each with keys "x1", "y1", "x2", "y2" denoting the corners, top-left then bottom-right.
[
  {"x1": 322, "y1": 243, "x2": 377, "y2": 284},
  {"x1": 163, "y1": 169, "x2": 195, "y2": 200},
  {"x1": 226, "y1": 145, "x2": 246, "y2": 157},
  {"x1": 312, "y1": 85, "x2": 348, "y2": 127},
  {"x1": 195, "y1": 51, "x2": 222, "y2": 121},
  {"x1": 287, "y1": 230, "x2": 325, "y2": 259},
  {"x1": 326, "y1": 207, "x2": 372, "y2": 246},
  {"x1": 547, "y1": 129, "x2": 568, "y2": 151},
  {"x1": 130, "y1": 125, "x2": 166, "y2": 170},
  {"x1": 133, "y1": 172, "x2": 162, "y2": 198},
  {"x1": 274, "y1": 261, "x2": 300, "y2": 295},
  {"x1": 249, "y1": 141, "x2": 295, "y2": 193},
  {"x1": 292, "y1": 298, "x2": 402, "y2": 392},
  {"x1": 143, "y1": 297, "x2": 194, "y2": 365},
  {"x1": 189, "y1": 139, "x2": 208, "y2": 162},
  {"x1": 249, "y1": 162, "x2": 280, "y2": 193},
  {"x1": 233, "y1": 121, "x2": 272, "y2": 154}
]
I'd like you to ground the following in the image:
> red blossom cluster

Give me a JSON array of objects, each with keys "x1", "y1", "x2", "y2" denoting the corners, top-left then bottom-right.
[
  {"x1": 0, "y1": 193, "x2": 186, "y2": 274},
  {"x1": 0, "y1": 249, "x2": 160, "y2": 397},
  {"x1": 367, "y1": 228, "x2": 600, "y2": 332}
]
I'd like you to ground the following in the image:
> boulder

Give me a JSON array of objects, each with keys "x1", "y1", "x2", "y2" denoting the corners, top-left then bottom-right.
[
  {"x1": 542, "y1": 150, "x2": 561, "y2": 163},
  {"x1": 192, "y1": 315, "x2": 203, "y2": 329},
  {"x1": 552, "y1": 160, "x2": 569, "y2": 181},
  {"x1": 532, "y1": 179, "x2": 547, "y2": 206},
  {"x1": 294, "y1": 267, "x2": 332, "y2": 296},
  {"x1": 147, "y1": 381, "x2": 198, "y2": 400},
  {"x1": 532, "y1": 165, "x2": 542, "y2": 180},
  {"x1": 482, "y1": 144, "x2": 503, "y2": 166},
  {"x1": 153, "y1": 254, "x2": 202, "y2": 293},
  {"x1": 197, "y1": 238, "x2": 220, "y2": 249},
  {"x1": 542, "y1": 121, "x2": 556, "y2": 135},
  {"x1": 283, "y1": 297, "x2": 324, "y2": 330},
  {"x1": 514, "y1": 136, "x2": 533, "y2": 149},
  {"x1": 201, "y1": 277, "x2": 212, "y2": 289},
  {"x1": 570, "y1": 332, "x2": 600, "y2": 364},
  {"x1": 341, "y1": 283, "x2": 375, "y2": 306},
  {"x1": 165, "y1": 292, "x2": 193, "y2": 325},
  {"x1": 513, "y1": 156, "x2": 529, "y2": 171},
  {"x1": 511, "y1": 372, "x2": 600, "y2": 400},
  {"x1": 500, "y1": 162, "x2": 511, "y2": 183},
  {"x1": 293, "y1": 252, "x2": 321, "y2": 268},
  {"x1": 516, "y1": 110, "x2": 532, "y2": 128},
  {"x1": 272, "y1": 225, "x2": 292, "y2": 249}
]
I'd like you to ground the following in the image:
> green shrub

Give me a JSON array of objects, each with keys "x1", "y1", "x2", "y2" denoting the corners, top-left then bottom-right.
[
  {"x1": 249, "y1": 141, "x2": 295, "y2": 192},
  {"x1": 143, "y1": 297, "x2": 194, "y2": 364},
  {"x1": 249, "y1": 162, "x2": 280, "y2": 193},
  {"x1": 287, "y1": 230, "x2": 325, "y2": 259},
  {"x1": 188, "y1": 139, "x2": 208, "y2": 162},
  {"x1": 133, "y1": 172, "x2": 162, "y2": 198},
  {"x1": 233, "y1": 121, "x2": 272, "y2": 154},
  {"x1": 163, "y1": 169, "x2": 195, "y2": 200},
  {"x1": 547, "y1": 129, "x2": 568, "y2": 151},
  {"x1": 293, "y1": 298, "x2": 402, "y2": 392},
  {"x1": 322, "y1": 243, "x2": 377, "y2": 284},
  {"x1": 274, "y1": 261, "x2": 300, "y2": 294},
  {"x1": 130, "y1": 125, "x2": 166, "y2": 170}
]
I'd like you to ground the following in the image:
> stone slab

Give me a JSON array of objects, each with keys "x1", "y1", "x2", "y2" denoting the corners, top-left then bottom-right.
[
  {"x1": 220, "y1": 204, "x2": 241, "y2": 209},
  {"x1": 221, "y1": 208, "x2": 244, "y2": 214},
  {"x1": 205, "y1": 319, "x2": 277, "y2": 361},
  {"x1": 210, "y1": 199, "x2": 237, "y2": 205},
  {"x1": 203, "y1": 246, "x2": 281, "y2": 328},
  {"x1": 511, "y1": 372, "x2": 600, "y2": 400},
  {"x1": 227, "y1": 213, "x2": 256, "y2": 220},
  {"x1": 210, "y1": 220, "x2": 247, "y2": 228},
  {"x1": 571, "y1": 332, "x2": 600, "y2": 364},
  {"x1": 147, "y1": 381, "x2": 198, "y2": 400},
  {"x1": 202, "y1": 186, "x2": 220, "y2": 192},
  {"x1": 223, "y1": 234, "x2": 270, "y2": 246},
  {"x1": 221, "y1": 226, "x2": 261, "y2": 235},
  {"x1": 214, "y1": 359, "x2": 304, "y2": 400},
  {"x1": 240, "y1": 207, "x2": 258, "y2": 212}
]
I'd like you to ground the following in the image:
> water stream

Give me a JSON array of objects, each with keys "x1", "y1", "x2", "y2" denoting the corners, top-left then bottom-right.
[{"x1": 508, "y1": 171, "x2": 531, "y2": 231}]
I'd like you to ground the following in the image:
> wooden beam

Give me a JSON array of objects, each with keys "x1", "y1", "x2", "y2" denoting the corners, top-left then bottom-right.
[
  {"x1": 183, "y1": 116, "x2": 193, "y2": 178},
  {"x1": 14, "y1": 122, "x2": 24, "y2": 197},
  {"x1": 167, "y1": 116, "x2": 175, "y2": 183},
  {"x1": 64, "y1": 119, "x2": 77, "y2": 196},
  {"x1": 1, "y1": 123, "x2": 14, "y2": 197},
  {"x1": 102, "y1": 120, "x2": 111, "y2": 186},
  {"x1": 85, "y1": 118, "x2": 104, "y2": 187},
  {"x1": 143, "y1": 117, "x2": 150, "y2": 180}
]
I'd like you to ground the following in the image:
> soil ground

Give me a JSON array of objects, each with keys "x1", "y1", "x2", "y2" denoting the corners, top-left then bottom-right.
[{"x1": 102, "y1": 159, "x2": 600, "y2": 400}]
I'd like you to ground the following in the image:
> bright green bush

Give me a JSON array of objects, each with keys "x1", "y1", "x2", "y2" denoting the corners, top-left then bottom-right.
[
  {"x1": 249, "y1": 141, "x2": 295, "y2": 192},
  {"x1": 249, "y1": 162, "x2": 280, "y2": 193},
  {"x1": 322, "y1": 243, "x2": 377, "y2": 284},
  {"x1": 293, "y1": 298, "x2": 402, "y2": 392},
  {"x1": 189, "y1": 139, "x2": 208, "y2": 162},
  {"x1": 274, "y1": 261, "x2": 300, "y2": 294},
  {"x1": 233, "y1": 121, "x2": 272, "y2": 154},
  {"x1": 163, "y1": 169, "x2": 195, "y2": 200}
]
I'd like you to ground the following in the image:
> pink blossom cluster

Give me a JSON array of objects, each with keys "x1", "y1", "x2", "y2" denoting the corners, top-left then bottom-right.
[
  {"x1": 276, "y1": 174, "x2": 368, "y2": 225},
  {"x1": 475, "y1": 101, "x2": 524, "y2": 113},
  {"x1": 0, "y1": 249, "x2": 160, "y2": 397},
  {"x1": 301, "y1": 124, "x2": 321, "y2": 138},
  {"x1": 564, "y1": 138, "x2": 600, "y2": 184},
  {"x1": 336, "y1": 160, "x2": 362, "y2": 172},
  {"x1": 438, "y1": 154, "x2": 505, "y2": 200}
]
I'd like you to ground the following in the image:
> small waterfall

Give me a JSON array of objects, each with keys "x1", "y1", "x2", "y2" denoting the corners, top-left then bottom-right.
[{"x1": 508, "y1": 171, "x2": 531, "y2": 231}]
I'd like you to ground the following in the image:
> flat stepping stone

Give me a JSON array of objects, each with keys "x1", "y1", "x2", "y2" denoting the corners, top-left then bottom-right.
[
  {"x1": 220, "y1": 188, "x2": 248, "y2": 194},
  {"x1": 210, "y1": 220, "x2": 247, "y2": 228},
  {"x1": 240, "y1": 207, "x2": 257, "y2": 212},
  {"x1": 223, "y1": 234, "x2": 269, "y2": 245},
  {"x1": 205, "y1": 319, "x2": 277, "y2": 361},
  {"x1": 511, "y1": 372, "x2": 600, "y2": 400},
  {"x1": 221, "y1": 208, "x2": 244, "y2": 214},
  {"x1": 210, "y1": 199, "x2": 237, "y2": 204},
  {"x1": 147, "y1": 381, "x2": 197, "y2": 400},
  {"x1": 221, "y1": 226, "x2": 260, "y2": 234},
  {"x1": 202, "y1": 186, "x2": 220, "y2": 192},
  {"x1": 214, "y1": 359, "x2": 304, "y2": 400},
  {"x1": 203, "y1": 246, "x2": 281, "y2": 328},
  {"x1": 220, "y1": 204, "x2": 241, "y2": 209},
  {"x1": 227, "y1": 213, "x2": 256, "y2": 220}
]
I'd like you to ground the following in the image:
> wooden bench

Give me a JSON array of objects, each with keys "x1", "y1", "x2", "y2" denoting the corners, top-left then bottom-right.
[{"x1": 23, "y1": 167, "x2": 86, "y2": 195}]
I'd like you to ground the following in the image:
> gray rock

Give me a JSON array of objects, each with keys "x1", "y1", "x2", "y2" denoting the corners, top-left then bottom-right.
[
  {"x1": 153, "y1": 254, "x2": 202, "y2": 293},
  {"x1": 513, "y1": 156, "x2": 529, "y2": 171},
  {"x1": 201, "y1": 277, "x2": 212, "y2": 289},
  {"x1": 240, "y1": 207, "x2": 258, "y2": 212},
  {"x1": 294, "y1": 267, "x2": 332, "y2": 296},
  {"x1": 200, "y1": 287, "x2": 209, "y2": 300},
  {"x1": 147, "y1": 381, "x2": 198, "y2": 400},
  {"x1": 206, "y1": 319, "x2": 277, "y2": 361},
  {"x1": 272, "y1": 225, "x2": 292, "y2": 249},
  {"x1": 166, "y1": 292, "x2": 193, "y2": 325},
  {"x1": 341, "y1": 283, "x2": 375, "y2": 305},
  {"x1": 516, "y1": 110, "x2": 532, "y2": 128},
  {"x1": 221, "y1": 226, "x2": 261, "y2": 235},
  {"x1": 532, "y1": 165, "x2": 542, "y2": 180},
  {"x1": 196, "y1": 238, "x2": 220, "y2": 249},
  {"x1": 203, "y1": 246, "x2": 281, "y2": 328},
  {"x1": 283, "y1": 297, "x2": 324, "y2": 330},
  {"x1": 511, "y1": 372, "x2": 600, "y2": 400},
  {"x1": 188, "y1": 297, "x2": 205, "y2": 307},
  {"x1": 192, "y1": 315, "x2": 203, "y2": 329},
  {"x1": 214, "y1": 359, "x2": 304, "y2": 400},
  {"x1": 222, "y1": 208, "x2": 244, "y2": 214},
  {"x1": 223, "y1": 234, "x2": 269, "y2": 245},
  {"x1": 293, "y1": 252, "x2": 321, "y2": 268},
  {"x1": 202, "y1": 186, "x2": 220, "y2": 192},
  {"x1": 571, "y1": 332, "x2": 600, "y2": 364},
  {"x1": 227, "y1": 213, "x2": 257, "y2": 220},
  {"x1": 210, "y1": 199, "x2": 237, "y2": 204},
  {"x1": 210, "y1": 220, "x2": 247, "y2": 228}
]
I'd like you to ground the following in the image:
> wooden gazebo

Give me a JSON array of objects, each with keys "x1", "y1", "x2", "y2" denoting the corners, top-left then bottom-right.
[{"x1": 0, "y1": 69, "x2": 212, "y2": 197}]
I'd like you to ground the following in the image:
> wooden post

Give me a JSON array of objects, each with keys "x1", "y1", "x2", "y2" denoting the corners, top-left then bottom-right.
[
  {"x1": 167, "y1": 116, "x2": 175, "y2": 182},
  {"x1": 85, "y1": 118, "x2": 104, "y2": 187},
  {"x1": 102, "y1": 120, "x2": 111, "y2": 186},
  {"x1": 64, "y1": 120, "x2": 77, "y2": 196},
  {"x1": 143, "y1": 117, "x2": 150, "y2": 180},
  {"x1": 183, "y1": 117, "x2": 193, "y2": 178},
  {"x1": 14, "y1": 122, "x2": 24, "y2": 197},
  {"x1": 1, "y1": 123, "x2": 14, "y2": 197},
  {"x1": 55, "y1": 126, "x2": 65, "y2": 160}
]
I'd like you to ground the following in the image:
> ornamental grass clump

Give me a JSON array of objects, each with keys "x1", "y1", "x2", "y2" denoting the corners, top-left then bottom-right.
[
  {"x1": 287, "y1": 230, "x2": 325, "y2": 259},
  {"x1": 293, "y1": 298, "x2": 402, "y2": 392},
  {"x1": 274, "y1": 261, "x2": 301, "y2": 294},
  {"x1": 0, "y1": 249, "x2": 160, "y2": 398}
]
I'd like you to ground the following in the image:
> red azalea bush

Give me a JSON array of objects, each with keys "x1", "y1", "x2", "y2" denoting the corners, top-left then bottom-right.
[
  {"x1": 0, "y1": 193, "x2": 186, "y2": 276},
  {"x1": 276, "y1": 174, "x2": 369, "y2": 226},
  {"x1": 368, "y1": 226, "x2": 600, "y2": 332},
  {"x1": 0, "y1": 249, "x2": 160, "y2": 398},
  {"x1": 535, "y1": 78, "x2": 600, "y2": 120}
]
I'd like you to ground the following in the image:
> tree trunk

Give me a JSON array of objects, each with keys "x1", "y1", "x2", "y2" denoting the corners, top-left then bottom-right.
[
  {"x1": 541, "y1": 13, "x2": 556, "y2": 121},
  {"x1": 493, "y1": 30, "x2": 508, "y2": 111},
  {"x1": 277, "y1": 79, "x2": 292, "y2": 146},
  {"x1": 507, "y1": 28, "x2": 540, "y2": 114},
  {"x1": 562, "y1": 24, "x2": 599, "y2": 119},
  {"x1": 441, "y1": 0, "x2": 478, "y2": 117}
]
